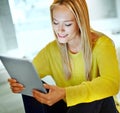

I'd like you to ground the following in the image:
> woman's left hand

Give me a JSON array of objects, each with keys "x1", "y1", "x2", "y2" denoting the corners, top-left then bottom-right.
[{"x1": 32, "y1": 84, "x2": 66, "y2": 106}]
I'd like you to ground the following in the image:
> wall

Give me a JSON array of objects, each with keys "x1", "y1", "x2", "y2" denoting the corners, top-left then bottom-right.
[
  {"x1": 0, "y1": 0, "x2": 18, "y2": 54},
  {"x1": 116, "y1": 0, "x2": 120, "y2": 18},
  {"x1": 86, "y1": 0, "x2": 117, "y2": 20}
]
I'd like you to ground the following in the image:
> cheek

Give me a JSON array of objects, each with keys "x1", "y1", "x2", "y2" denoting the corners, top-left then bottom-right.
[
  {"x1": 52, "y1": 27, "x2": 57, "y2": 34},
  {"x1": 53, "y1": 24, "x2": 58, "y2": 31},
  {"x1": 53, "y1": 28, "x2": 59, "y2": 36},
  {"x1": 69, "y1": 24, "x2": 79, "y2": 33},
  {"x1": 71, "y1": 26, "x2": 80, "y2": 35},
  {"x1": 68, "y1": 28, "x2": 76, "y2": 36}
]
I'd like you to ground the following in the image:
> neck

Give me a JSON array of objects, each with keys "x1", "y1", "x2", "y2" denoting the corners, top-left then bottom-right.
[{"x1": 68, "y1": 38, "x2": 81, "y2": 54}]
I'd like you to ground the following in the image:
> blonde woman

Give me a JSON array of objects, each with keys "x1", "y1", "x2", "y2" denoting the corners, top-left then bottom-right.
[{"x1": 8, "y1": 0, "x2": 120, "y2": 113}]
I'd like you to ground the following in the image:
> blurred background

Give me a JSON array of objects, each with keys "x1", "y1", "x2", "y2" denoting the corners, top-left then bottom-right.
[{"x1": 0, "y1": 0, "x2": 120, "y2": 113}]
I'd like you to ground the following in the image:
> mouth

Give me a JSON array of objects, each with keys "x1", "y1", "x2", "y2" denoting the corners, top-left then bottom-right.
[{"x1": 58, "y1": 34, "x2": 68, "y2": 38}]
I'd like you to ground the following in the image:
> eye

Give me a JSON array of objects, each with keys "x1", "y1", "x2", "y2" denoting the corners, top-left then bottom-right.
[
  {"x1": 65, "y1": 23, "x2": 72, "y2": 27},
  {"x1": 53, "y1": 20, "x2": 59, "y2": 25}
]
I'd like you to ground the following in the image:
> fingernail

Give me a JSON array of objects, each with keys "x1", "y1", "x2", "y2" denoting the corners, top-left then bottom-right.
[{"x1": 19, "y1": 84, "x2": 24, "y2": 87}]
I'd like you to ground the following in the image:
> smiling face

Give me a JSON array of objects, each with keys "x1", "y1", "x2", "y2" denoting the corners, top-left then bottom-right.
[{"x1": 52, "y1": 5, "x2": 80, "y2": 44}]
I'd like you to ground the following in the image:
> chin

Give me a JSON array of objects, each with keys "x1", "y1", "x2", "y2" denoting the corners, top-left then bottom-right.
[
  {"x1": 57, "y1": 39, "x2": 67, "y2": 44},
  {"x1": 58, "y1": 41, "x2": 67, "y2": 44}
]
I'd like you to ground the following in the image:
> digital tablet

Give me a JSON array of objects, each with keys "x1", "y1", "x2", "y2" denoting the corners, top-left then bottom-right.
[{"x1": 0, "y1": 55, "x2": 47, "y2": 96}]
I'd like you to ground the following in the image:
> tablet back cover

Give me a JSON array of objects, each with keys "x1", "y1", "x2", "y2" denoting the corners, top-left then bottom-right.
[{"x1": 0, "y1": 55, "x2": 47, "y2": 96}]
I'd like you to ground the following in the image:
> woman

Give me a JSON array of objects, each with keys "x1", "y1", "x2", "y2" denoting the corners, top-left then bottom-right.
[{"x1": 8, "y1": 0, "x2": 120, "y2": 113}]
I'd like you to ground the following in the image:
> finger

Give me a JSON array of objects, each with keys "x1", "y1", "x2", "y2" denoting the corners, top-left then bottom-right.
[
  {"x1": 43, "y1": 84, "x2": 51, "y2": 89},
  {"x1": 11, "y1": 87, "x2": 24, "y2": 93},
  {"x1": 33, "y1": 90, "x2": 48, "y2": 100},
  {"x1": 32, "y1": 90, "x2": 45, "y2": 102},
  {"x1": 8, "y1": 78, "x2": 25, "y2": 89},
  {"x1": 43, "y1": 84, "x2": 54, "y2": 93},
  {"x1": 10, "y1": 82, "x2": 24, "y2": 88},
  {"x1": 32, "y1": 90, "x2": 50, "y2": 104},
  {"x1": 32, "y1": 90, "x2": 43, "y2": 97},
  {"x1": 8, "y1": 78, "x2": 17, "y2": 83}
]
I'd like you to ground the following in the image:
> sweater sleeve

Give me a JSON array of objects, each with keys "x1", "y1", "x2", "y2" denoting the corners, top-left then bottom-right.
[
  {"x1": 32, "y1": 45, "x2": 52, "y2": 78},
  {"x1": 65, "y1": 37, "x2": 120, "y2": 106}
]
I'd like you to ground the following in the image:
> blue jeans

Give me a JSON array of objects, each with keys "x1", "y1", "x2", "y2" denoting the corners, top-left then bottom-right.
[{"x1": 22, "y1": 95, "x2": 118, "y2": 113}]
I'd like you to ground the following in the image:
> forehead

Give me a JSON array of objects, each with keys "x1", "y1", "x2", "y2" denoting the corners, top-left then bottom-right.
[{"x1": 52, "y1": 5, "x2": 75, "y2": 21}]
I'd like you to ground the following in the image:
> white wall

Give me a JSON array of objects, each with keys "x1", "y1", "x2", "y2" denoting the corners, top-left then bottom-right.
[
  {"x1": 86, "y1": 0, "x2": 120, "y2": 49},
  {"x1": 86, "y1": 0, "x2": 117, "y2": 20},
  {"x1": 0, "y1": 0, "x2": 18, "y2": 54},
  {"x1": 116, "y1": 0, "x2": 120, "y2": 18}
]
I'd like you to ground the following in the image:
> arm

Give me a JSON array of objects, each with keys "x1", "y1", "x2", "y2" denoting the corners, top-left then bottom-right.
[{"x1": 65, "y1": 37, "x2": 120, "y2": 106}]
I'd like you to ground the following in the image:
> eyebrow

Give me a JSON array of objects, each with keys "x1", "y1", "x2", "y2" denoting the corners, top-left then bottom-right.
[{"x1": 53, "y1": 18, "x2": 74, "y2": 22}]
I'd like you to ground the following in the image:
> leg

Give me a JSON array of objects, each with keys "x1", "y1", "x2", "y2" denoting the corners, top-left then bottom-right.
[
  {"x1": 22, "y1": 95, "x2": 46, "y2": 113},
  {"x1": 67, "y1": 97, "x2": 118, "y2": 113},
  {"x1": 67, "y1": 99, "x2": 102, "y2": 113},
  {"x1": 22, "y1": 94, "x2": 68, "y2": 113},
  {"x1": 46, "y1": 99, "x2": 68, "y2": 113},
  {"x1": 99, "y1": 97, "x2": 119, "y2": 113}
]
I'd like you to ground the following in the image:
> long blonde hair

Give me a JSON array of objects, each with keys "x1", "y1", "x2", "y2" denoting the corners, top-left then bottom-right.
[{"x1": 50, "y1": 0, "x2": 92, "y2": 80}]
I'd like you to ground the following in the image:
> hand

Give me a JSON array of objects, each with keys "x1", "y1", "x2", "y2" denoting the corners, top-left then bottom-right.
[
  {"x1": 32, "y1": 84, "x2": 66, "y2": 106},
  {"x1": 8, "y1": 78, "x2": 25, "y2": 93}
]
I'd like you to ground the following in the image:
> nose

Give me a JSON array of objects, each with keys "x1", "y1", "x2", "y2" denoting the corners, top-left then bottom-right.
[{"x1": 58, "y1": 24, "x2": 65, "y2": 33}]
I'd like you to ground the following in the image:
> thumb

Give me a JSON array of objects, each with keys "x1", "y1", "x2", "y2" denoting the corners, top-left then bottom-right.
[{"x1": 43, "y1": 84, "x2": 51, "y2": 90}]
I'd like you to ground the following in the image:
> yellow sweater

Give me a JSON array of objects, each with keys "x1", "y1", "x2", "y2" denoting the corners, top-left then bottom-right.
[{"x1": 33, "y1": 35, "x2": 120, "y2": 106}]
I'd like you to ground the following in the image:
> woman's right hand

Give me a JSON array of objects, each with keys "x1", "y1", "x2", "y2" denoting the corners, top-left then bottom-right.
[{"x1": 8, "y1": 78, "x2": 25, "y2": 93}]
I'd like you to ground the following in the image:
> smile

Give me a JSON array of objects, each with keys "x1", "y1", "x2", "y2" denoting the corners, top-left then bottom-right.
[{"x1": 58, "y1": 34, "x2": 68, "y2": 38}]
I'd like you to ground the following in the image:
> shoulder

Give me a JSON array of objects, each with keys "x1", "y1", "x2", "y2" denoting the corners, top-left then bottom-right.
[
  {"x1": 40, "y1": 40, "x2": 59, "y2": 54},
  {"x1": 91, "y1": 31, "x2": 116, "y2": 56},
  {"x1": 42, "y1": 40, "x2": 58, "y2": 50},
  {"x1": 46, "y1": 40, "x2": 58, "y2": 48},
  {"x1": 92, "y1": 32, "x2": 115, "y2": 49},
  {"x1": 97, "y1": 36, "x2": 113, "y2": 45},
  {"x1": 33, "y1": 40, "x2": 59, "y2": 61}
]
